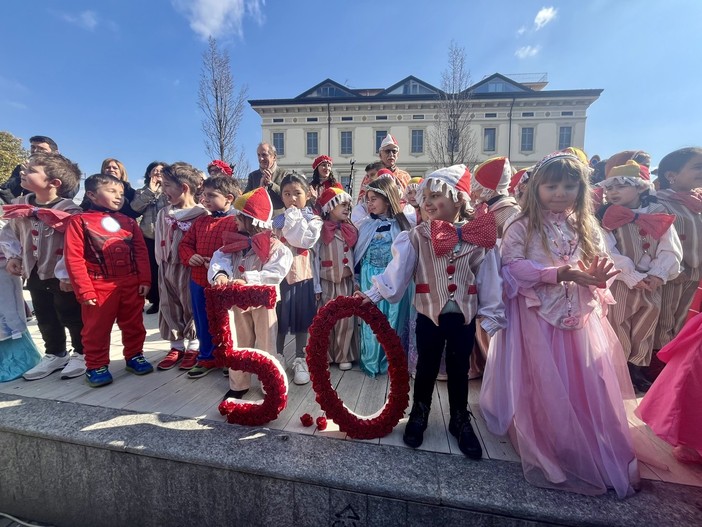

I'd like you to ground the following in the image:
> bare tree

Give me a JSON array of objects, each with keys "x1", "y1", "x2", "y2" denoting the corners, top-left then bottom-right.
[
  {"x1": 198, "y1": 37, "x2": 249, "y2": 178},
  {"x1": 427, "y1": 41, "x2": 477, "y2": 169}
]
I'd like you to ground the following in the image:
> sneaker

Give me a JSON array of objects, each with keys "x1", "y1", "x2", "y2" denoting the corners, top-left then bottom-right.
[
  {"x1": 187, "y1": 362, "x2": 216, "y2": 379},
  {"x1": 145, "y1": 303, "x2": 159, "y2": 315},
  {"x1": 222, "y1": 388, "x2": 249, "y2": 401},
  {"x1": 85, "y1": 366, "x2": 113, "y2": 388},
  {"x1": 157, "y1": 349, "x2": 184, "y2": 370},
  {"x1": 223, "y1": 367, "x2": 229, "y2": 377},
  {"x1": 179, "y1": 350, "x2": 199, "y2": 370},
  {"x1": 60, "y1": 353, "x2": 86, "y2": 379},
  {"x1": 339, "y1": 362, "x2": 353, "y2": 371},
  {"x1": 23, "y1": 353, "x2": 70, "y2": 381},
  {"x1": 403, "y1": 401, "x2": 430, "y2": 448},
  {"x1": 449, "y1": 410, "x2": 483, "y2": 460},
  {"x1": 125, "y1": 354, "x2": 154, "y2": 375},
  {"x1": 292, "y1": 357, "x2": 310, "y2": 385}
]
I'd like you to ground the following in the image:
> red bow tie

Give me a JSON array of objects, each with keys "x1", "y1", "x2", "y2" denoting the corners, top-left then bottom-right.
[
  {"x1": 0, "y1": 204, "x2": 72, "y2": 233},
  {"x1": 220, "y1": 231, "x2": 272, "y2": 263},
  {"x1": 321, "y1": 220, "x2": 358, "y2": 247},
  {"x1": 666, "y1": 190, "x2": 702, "y2": 214},
  {"x1": 601, "y1": 204, "x2": 676, "y2": 240},
  {"x1": 429, "y1": 212, "x2": 497, "y2": 257}
]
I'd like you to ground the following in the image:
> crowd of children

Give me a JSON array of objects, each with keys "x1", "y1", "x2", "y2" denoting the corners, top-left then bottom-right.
[{"x1": 1, "y1": 138, "x2": 701, "y2": 500}]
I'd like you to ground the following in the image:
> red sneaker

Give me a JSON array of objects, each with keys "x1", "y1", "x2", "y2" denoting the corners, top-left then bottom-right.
[
  {"x1": 179, "y1": 349, "x2": 199, "y2": 370},
  {"x1": 157, "y1": 349, "x2": 184, "y2": 370}
]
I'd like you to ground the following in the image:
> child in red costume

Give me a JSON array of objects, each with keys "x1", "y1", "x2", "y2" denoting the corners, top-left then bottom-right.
[{"x1": 64, "y1": 174, "x2": 153, "y2": 387}]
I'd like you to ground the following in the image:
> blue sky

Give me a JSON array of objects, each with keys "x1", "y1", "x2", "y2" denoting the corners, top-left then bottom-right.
[{"x1": 1, "y1": 0, "x2": 700, "y2": 187}]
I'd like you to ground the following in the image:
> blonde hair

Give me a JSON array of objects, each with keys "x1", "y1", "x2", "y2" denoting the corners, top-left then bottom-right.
[
  {"x1": 518, "y1": 156, "x2": 599, "y2": 265},
  {"x1": 367, "y1": 178, "x2": 411, "y2": 231},
  {"x1": 101, "y1": 158, "x2": 128, "y2": 182}
]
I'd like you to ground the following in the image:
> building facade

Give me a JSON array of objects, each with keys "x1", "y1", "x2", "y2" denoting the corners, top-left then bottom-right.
[{"x1": 249, "y1": 73, "x2": 602, "y2": 196}]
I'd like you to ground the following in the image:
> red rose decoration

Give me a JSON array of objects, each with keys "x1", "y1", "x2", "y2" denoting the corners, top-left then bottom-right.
[
  {"x1": 300, "y1": 413, "x2": 314, "y2": 427},
  {"x1": 316, "y1": 416, "x2": 328, "y2": 431},
  {"x1": 305, "y1": 296, "x2": 410, "y2": 439}
]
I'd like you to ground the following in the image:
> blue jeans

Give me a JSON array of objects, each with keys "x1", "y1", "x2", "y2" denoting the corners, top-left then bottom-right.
[{"x1": 190, "y1": 280, "x2": 214, "y2": 362}]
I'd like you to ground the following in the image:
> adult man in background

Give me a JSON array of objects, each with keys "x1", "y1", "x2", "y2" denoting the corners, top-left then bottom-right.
[{"x1": 244, "y1": 143, "x2": 287, "y2": 214}]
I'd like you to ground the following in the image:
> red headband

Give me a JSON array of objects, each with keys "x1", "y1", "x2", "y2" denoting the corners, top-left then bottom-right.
[{"x1": 208, "y1": 159, "x2": 233, "y2": 176}]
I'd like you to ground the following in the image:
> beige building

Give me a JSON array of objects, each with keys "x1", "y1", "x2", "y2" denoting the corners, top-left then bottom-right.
[{"x1": 249, "y1": 73, "x2": 602, "y2": 196}]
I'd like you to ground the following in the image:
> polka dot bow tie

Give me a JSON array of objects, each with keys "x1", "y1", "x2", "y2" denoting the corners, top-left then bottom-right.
[{"x1": 429, "y1": 212, "x2": 497, "y2": 257}]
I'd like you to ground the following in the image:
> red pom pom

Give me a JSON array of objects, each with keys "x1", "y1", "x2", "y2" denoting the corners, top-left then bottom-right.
[
  {"x1": 316, "y1": 416, "x2": 328, "y2": 431},
  {"x1": 447, "y1": 283, "x2": 458, "y2": 292},
  {"x1": 300, "y1": 413, "x2": 314, "y2": 427}
]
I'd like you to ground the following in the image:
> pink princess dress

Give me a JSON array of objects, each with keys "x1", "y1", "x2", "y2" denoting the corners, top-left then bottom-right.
[
  {"x1": 480, "y1": 211, "x2": 639, "y2": 498},
  {"x1": 636, "y1": 312, "x2": 702, "y2": 461}
]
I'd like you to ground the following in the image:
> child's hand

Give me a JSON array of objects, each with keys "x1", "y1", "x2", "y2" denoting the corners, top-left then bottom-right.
[
  {"x1": 576, "y1": 255, "x2": 620, "y2": 288},
  {"x1": 84, "y1": 299, "x2": 97, "y2": 306},
  {"x1": 556, "y1": 265, "x2": 601, "y2": 287},
  {"x1": 644, "y1": 275, "x2": 664, "y2": 291},
  {"x1": 353, "y1": 291, "x2": 372, "y2": 305},
  {"x1": 214, "y1": 275, "x2": 229, "y2": 285},
  {"x1": 139, "y1": 285, "x2": 150, "y2": 297},
  {"x1": 6, "y1": 258, "x2": 22, "y2": 276},
  {"x1": 315, "y1": 293, "x2": 322, "y2": 303},
  {"x1": 634, "y1": 279, "x2": 652, "y2": 291},
  {"x1": 189, "y1": 254, "x2": 206, "y2": 266},
  {"x1": 59, "y1": 280, "x2": 74, "y2": 292},
  {"x1": 203, "y1": 256, "x2": 211, "y2": 269},
  {"x1": 231, "y1": 279, "x2": 246, "y2": 285}
]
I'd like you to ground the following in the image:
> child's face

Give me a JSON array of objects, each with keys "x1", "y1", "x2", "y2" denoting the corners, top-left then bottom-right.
[
  {"x1": 604, "y1": 183, "x2": 643, "y2": 208},
  {"x1": 537, "y1": 180, "x2": 580, "y2": 213},
  {"x1": 329, "y1": 201, "x2": 351, "y2": 222},
  {"x1": 365, "y1": 169, "x2": 378, "y2": 183},
  {"x1": 668, "y1": 154, "x2": 702, "y2": 191},
  {"x1": 201, "y1": 188, "x2": 232, "y2": 213},
  {"x1": 282, "y1": 182, "x2": 308, "y2": 209},
  {"x1": 405, "y1": 188, "x2": 418, "y2": 207},
  {"x1": 366, "y1": 191, "x2": 389, "y2": 216},
  {"x1": 317, "y1": 162, "x2": 332, "y2": 180},
  {"x1": 19, "y1": 162, "x2": 53, "y2": 193},
  {"x1": 421, "y1": 188, "x2": 461, "y2": 222},
  {"x1": 162, "y1": 177, "x2": 187, "y2": 206},
  {"x1": 235, "y1": 214, "x2": 247, "y2": 232},
  {"x1": 88, "y1": 181, "x2": 124, "y2": 211}
]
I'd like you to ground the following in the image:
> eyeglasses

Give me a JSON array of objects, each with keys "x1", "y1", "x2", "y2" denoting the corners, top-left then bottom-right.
[{"x1": 382, "y1": 149, "x2": 399, "y2": 155}]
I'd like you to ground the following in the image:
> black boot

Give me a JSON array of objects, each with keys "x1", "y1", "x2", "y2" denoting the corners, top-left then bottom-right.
[
  {"x1": 222, "y1": 389, "x2": 249, "y2": 401},
  {"x1": 403, "y1": 401, "x2": 430, "y2": 448},
  {"x1": 628, "y1": 363, "x2": 652, "y2": 393},
  {"x1": 449, "y1": 410, "x2": 482, "y2": 460}
]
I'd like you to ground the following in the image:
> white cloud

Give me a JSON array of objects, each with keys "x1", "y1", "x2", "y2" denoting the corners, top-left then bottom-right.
[
  {"x1": 3, "y1": 100, "x2": 28, "y2": 110},
  {"x1": 515, "y1": 45, "x2": 541, "y2": 59},
  {"x1": 516, "y1": 25, "x2": 527, "y2": 37},
  {"x1": 172, "y1": 0, "x2": 266, "y2": 40},
  {"x1": 61, "y1": 10, "x2": 99, "y2": 31},
  {"x1": 534, "y1": 7, "x2": 557, "y2": 30}
]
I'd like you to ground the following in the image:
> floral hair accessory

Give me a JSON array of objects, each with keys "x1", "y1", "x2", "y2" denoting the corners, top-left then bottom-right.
[{"x1": 208, "y1": 159, "x2": 233, "y2": 176}]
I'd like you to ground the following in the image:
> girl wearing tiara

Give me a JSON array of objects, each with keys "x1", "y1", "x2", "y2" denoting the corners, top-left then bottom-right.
[
  {"x1": 356, "y1": 165, "x2": 504, "y2": 458},
  {"x1": 353, "y1": 177, "x2": 413, "y2": 377},
  {"x1": 480, "y1": 152, "x2": 639, "y2": 498},
  {"x1": 313, "y1": 186, "x2": 359, "y2": 370}
]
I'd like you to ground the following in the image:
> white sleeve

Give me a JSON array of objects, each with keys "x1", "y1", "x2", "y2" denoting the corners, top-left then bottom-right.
[
  {"x1": 312, "y1": 240, "x2": 322, "y2": 294},
  {"x1": 0, "y1": 223, "x2": 21, "y2": 259},
  {"x1": 208, "y1": 249, "x2": 233, "y2": 283},
  {"x1": 282, "y1": 207, "x2": 322, "y2": 249},
  {"x1": 351, "y1": 202, "x2": 368, "y2": 226},
  {"x1": 365, "y1": 231, "x2": 416, "y2": 304},
  {"x1": 648, "y1": 225, "x2": 683, "y2": 282},
  {"x1": 476, "y1": 248, "x2": 507, "y2": 336},
  {"x1": 54, "y1": 256, "x2": 69, "y2": 281},
  {"x1": 603, "y1": 231, "x2": 646, "y2": 288},
  {"x1": 243, "y1": 244, "x2": 294, "y2": 285}
]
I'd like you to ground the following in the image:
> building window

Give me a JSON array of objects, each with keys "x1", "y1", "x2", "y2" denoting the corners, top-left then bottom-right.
[
  {"x1": 273, "y1": 118, "x2": 284, "y2": 123},
  {"x1": 340, "y1": 131, "x2": 353, "y2": 156},
  {"x1": 448, "y1": 128, "x2": 459, "y2": 153},
  {"x1": 485, "y1": 112, "x2": 497, "y2": 118},
  {"x1": 520, "y1": 127, "x2": 534, "y2": 152},
  {"x1": 341, "y1": 116, "x2": 353, "y2": 121},
  {"x1": 521, "y1": 112, "x2": 534, "y2": 117},
  {"x1": 306, "y1": 117, "x2": 318, "y2": 122},
  {"x1": 306, "y1": 132, "x2": 319, "y2": 156},
  {"x1": 375, "y1": 130, "x2": 387, "y2": 153},
  {"x1": 272, "y1": 132, "x2": 285, "y2": 157},
  {"x1": 412, "y1": 114, "x2": 425, "y2": 120},
  {"x1": 561, "y1": 111, "x2": 573, "y2": 116},
  {"x1": 483, "y1": 128, "x2": 496, "y2": 152},
  {"x1": 376, "y1": 115, "x2": 388, "y2": 120},
  {"x1": 411, "y1": 130, "x2": 424, "y2": 154},
  {"x1": 558, "y1": 126, "x2": 572, "y2": 149}
]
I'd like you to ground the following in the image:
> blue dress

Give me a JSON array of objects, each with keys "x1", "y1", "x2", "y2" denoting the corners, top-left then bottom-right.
[{"x1": 359, "y1": 225, "x2": 411, "y2": 377}]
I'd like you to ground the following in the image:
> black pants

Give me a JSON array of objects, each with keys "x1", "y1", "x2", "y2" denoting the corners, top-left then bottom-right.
[
  {"x1": 144, "y1": 236, "x2": 160, "y2": 305},
  {"x1": 413, "y1": 312, "x2": 476, "y2": 415},
  {"x1": 27, "y1": 269, "x2": 83, "y2": 356}
]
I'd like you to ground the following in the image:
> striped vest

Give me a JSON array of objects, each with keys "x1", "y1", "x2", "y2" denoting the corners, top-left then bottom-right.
[{"x1": 657, "y1": 190, "x2": 701, "y2": 279}]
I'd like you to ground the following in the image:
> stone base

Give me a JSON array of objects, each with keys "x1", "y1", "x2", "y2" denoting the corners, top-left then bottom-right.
[{"x1": 0, "y1": 393, "x2": 699, "y2": 527}]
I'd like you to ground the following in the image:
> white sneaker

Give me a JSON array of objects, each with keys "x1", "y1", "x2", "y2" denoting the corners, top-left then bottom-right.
[
  {"x1": 23, "y1": 354, "x2": 70, "y2": 381},
  {"x1": 339, "y1": 362, "x2": 353, "y2": 371},
  {"x1": 61, "y1": 353, "x2": 86, "y2": 379},
  {"x1": 292, "y1": 357, "x2": 310, "y2": 385}
]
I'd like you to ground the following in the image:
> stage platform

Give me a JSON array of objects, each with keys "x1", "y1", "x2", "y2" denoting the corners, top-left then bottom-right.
[{"x1": 0, "y1": 305, "x2": 701, "y2": 526}]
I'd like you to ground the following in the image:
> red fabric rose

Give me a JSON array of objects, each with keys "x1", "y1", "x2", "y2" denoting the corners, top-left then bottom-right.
[{"x1": 300, "y1": 413, "x2": 314, "y2": 427}]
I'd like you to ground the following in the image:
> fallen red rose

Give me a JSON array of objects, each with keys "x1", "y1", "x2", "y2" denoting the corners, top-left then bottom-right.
[
  {"x1": 316, "y1": 416, "x2": 328, "y2": 431},
  {"x1": 300, "y1": 413, "x2": 314, "y2": 427}
]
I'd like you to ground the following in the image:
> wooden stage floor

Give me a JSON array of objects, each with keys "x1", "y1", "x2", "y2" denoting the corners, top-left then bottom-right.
[{"x1": 1, "y1": 299, "x2": 700, "y2": 490}]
